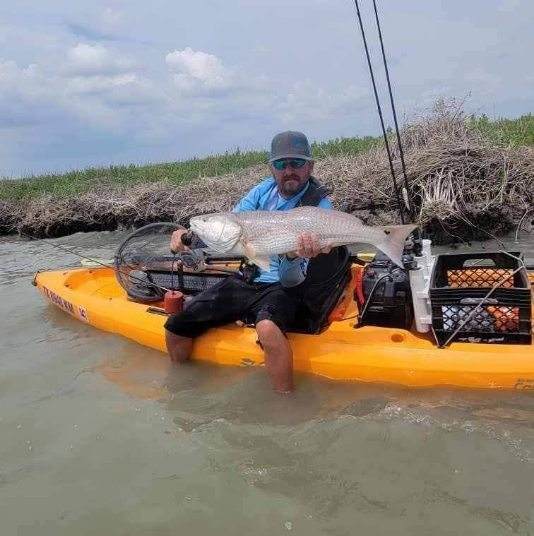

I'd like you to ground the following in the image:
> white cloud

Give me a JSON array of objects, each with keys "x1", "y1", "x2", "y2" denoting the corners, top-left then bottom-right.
[
  {"x1": 0, "y1": 61, "x2": 56, "y2": 122},
  {"x1": 0, "y1": 45, "x2": 158, "y2": 134},
  {"x1": 274, "y1": 80, "x2": 368, "y2": 126},
  {"x1": 0, "y1": 60, "x2": 37, "y2": 89},
  {"x1": 165, "y1": 47, "x2": 232, "y2": 94},
  {"x1": 100, "y1": 7, "x2": 124, "y2": 30},
  {"x1": 0, "y1": 0, "x2": 533, "y2": 177},
  {"x1": 66, "y1": 73, "x2": 138, "y2": 94},
  {"x1": 65, "y1": 43, "x2": 134, "y2": 75}
]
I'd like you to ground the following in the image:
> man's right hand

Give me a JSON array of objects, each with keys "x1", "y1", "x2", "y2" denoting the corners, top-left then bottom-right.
[{"x1": 170, "y1": 229, "x2": 189, "y2": 253}]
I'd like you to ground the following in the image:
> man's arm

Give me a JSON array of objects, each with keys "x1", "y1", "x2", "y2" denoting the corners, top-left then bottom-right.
[
  {"x1": 280, "y1": 231, "x2": 332, "y2": 287},
  {"x1": 233, "y1": 179, "x2": 273, "y2": 212}
]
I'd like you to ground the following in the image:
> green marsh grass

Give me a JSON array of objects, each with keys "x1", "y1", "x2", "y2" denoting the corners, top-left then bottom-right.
[
  {"x1": 1, "y1": 115, "x2": 532, "y2": 203},
  {"x1": 0, "y1": 136, "x2": 379, "y2": 202},
  {"x1": 470, "y1": 113, "x2": 534, "y2": 146}
]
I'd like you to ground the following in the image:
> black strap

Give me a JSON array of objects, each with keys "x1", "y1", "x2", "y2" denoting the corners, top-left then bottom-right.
[{"x1": 297, "y1": 176, "x2": 330, "y2": 207}]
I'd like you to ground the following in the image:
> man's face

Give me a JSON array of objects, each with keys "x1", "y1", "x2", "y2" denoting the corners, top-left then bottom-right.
[{"x1": 271, "y1": 159, "x2": 314, "y2": 198}]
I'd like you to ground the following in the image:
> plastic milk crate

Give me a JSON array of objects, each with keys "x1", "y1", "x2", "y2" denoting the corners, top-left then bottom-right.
[{"x1": 429, "y1": 252, "x2": 532, "y2": 346}]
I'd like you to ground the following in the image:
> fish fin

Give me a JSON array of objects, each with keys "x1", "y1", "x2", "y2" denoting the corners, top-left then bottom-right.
[
  {"x1": 375, "y1": 224, "x2": 418, "y2": 267},
  {"x1": 243, "y1": 241, "x2": 271, "y2": 271}
]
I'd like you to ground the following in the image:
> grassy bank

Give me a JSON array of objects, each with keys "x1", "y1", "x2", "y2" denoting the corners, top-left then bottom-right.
[
  {"x1": 1, "y1": 108, "x2": 533, "y2": 241},
  {"x1": 0, "y1": 136, "x2": 380, "y2": 202},
  {"x1": 469, "y1": 113, "x2": 534, "y2": 146},
  {"x1": 2, "y1": 113, "x2": 532, "y2": 203}
]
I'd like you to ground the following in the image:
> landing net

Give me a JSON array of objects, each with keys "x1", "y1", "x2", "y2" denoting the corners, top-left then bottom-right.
[{"x1": 114, "y1": 222, "x2": 239, "y2": 302}]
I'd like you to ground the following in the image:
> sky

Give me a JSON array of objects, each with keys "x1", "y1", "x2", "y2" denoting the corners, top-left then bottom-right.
[{"x1": 0, "y1": 0, "x2": 532, "y2": 178}]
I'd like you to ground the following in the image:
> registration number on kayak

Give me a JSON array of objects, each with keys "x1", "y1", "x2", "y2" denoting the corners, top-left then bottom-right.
[{"x1": 42, "y1": 286, "x2": 88, "y2": 323}]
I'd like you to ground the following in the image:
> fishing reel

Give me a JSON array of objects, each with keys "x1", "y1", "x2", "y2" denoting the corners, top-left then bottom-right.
[
  {"x1": 174, "y1": 248, "x2": 207, "y2": 272},
  {"x1": 401, "y1": 234, "x2": 424, "y2": 270}
]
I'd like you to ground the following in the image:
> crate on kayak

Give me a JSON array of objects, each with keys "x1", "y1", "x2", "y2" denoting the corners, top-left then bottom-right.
[{"x1": 429, "y1": 252, "x2": 532, "y2": 346}]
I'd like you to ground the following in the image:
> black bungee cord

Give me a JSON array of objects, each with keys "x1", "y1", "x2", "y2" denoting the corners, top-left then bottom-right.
[{"x1": 352, "y1": 0, "x2": 407, "y2": 225}]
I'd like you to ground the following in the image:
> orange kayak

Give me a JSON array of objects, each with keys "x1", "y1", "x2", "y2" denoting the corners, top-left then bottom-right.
[{"x1": 34, "y1": 266, "x2": 534, "y2": 390}]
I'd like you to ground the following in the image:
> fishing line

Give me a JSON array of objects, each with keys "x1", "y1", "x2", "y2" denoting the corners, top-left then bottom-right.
[
  {"x1": 436, "y1": 219, "x2": 473, "y2": 247},
  {"x1": 455, "y1": 213, "x2": 507, "y2": 250},
  {"x1": 357, "y1": 265, "x2": 403, "y2": 325},
  {"x1": 422, "y1": 192, "x2": 508, "y2": 251},
  {"x1": 170, "y1": 253, "x2": 177, "y2": 291},
  {"x1": 352, "y1": 0, "x2": 406, "y2": 224},
  {"x1": 515, "y1": 208, "x2": 533, "y2": 243},
  {"x1": 22, "y1": 228, "x2": 239, "y2": 294},
  {"x1": 20, "y1": 230, "x2": 123, "y2": 270},
  {"x1": 358, "y1": 272, "x2": 391, "y2": 324},
  {"x1": 21, "y1": 230, "x2": 171, "y2": 293}
]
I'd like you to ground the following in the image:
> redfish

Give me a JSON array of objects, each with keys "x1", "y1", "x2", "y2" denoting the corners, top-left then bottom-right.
[{"x1": 189, "y1": 206, "x2": 416, "y2": 269}]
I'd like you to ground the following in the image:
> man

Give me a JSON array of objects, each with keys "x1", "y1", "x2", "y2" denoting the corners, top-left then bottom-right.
[{"x1": 165, "y1": 131, "x2": 332, "y2": 393}]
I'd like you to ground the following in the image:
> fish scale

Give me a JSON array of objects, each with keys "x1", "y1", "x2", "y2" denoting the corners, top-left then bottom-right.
[{"x1": 234, "y1": 207, "x2": 382, "y2": 254}]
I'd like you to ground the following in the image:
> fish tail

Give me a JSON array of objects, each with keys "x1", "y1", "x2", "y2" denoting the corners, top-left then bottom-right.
[{"x1": 375, "y1": 224, "x2": 418, "y2": 267}]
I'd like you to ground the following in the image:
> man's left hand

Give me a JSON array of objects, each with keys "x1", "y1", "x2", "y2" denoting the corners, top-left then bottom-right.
[{"x1": 287, "y1": 232, "x2": 332, "y2": 259}]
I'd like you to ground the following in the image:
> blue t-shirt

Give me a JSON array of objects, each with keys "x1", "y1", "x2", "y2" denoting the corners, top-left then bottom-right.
[{"x1": 233, "y1": 177, "x2": 333, "y2": 286}]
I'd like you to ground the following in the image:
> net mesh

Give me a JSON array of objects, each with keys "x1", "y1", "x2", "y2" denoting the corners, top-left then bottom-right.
[
  {"x1": 114, "y1": 222, "x2": 241, "y2": 302},
  {"x1": 145, "y1": 271, "x2": 228, "y2": 294},
  {"x1": 114, "y1": 223, "x2": 183, "y2": 302}
]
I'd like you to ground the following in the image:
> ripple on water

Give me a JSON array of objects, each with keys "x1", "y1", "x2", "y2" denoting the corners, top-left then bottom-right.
[{"x1": 1, "y1": 230, "x2": 534, "y2": 535}]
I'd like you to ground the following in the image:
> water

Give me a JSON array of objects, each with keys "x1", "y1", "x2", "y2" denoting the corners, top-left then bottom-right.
[{"x1": 1, "y1": 231, "x2": 534, "y2": 535}]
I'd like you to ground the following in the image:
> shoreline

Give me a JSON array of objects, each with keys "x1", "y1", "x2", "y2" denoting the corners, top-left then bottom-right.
[{"x1": 2, "y1": 110, "x2": 533, "y2": 244}]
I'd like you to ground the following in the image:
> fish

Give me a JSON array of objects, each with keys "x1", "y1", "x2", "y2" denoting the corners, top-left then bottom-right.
[{"x1": 189, "y1": 206, "x2": 417, "y2": 269}]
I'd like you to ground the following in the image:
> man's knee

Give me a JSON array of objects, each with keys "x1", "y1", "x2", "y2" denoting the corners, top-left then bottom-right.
[
  {"x1": 165, "y1": 329, "x2": 193, "y2": 363},
  {"x1": 256, "y1": 319, "x2": 285, "y2": 349}
]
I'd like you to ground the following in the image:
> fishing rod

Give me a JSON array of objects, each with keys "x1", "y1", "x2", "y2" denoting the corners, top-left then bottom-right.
[
  {"x1": 20, "y1": 230, "x2": 172, "y2": 294},
  {"x1": 352, "y1": 0, "x2": 408, "y2": 225},
  {"x1": 370, "y1": 0, "x2": 416, "y2": 222},
  {"x1": 353, "y1": 1, "x2": 533, "y2": 252}
]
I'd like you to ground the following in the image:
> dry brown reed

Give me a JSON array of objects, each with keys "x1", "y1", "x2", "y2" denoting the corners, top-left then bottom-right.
[{"x1": 2, "y1": 103, "x2": 533, "y2": 243}]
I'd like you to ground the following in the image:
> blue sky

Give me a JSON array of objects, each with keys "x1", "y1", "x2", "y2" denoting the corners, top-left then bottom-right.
[{"x1": 0, "y1": 0, "x2": 532, "y2": 177}]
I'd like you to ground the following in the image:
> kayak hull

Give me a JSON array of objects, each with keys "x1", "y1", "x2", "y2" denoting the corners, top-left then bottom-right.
[{"x1": 34, "y1": 267, "x2": 534, "y2": 390}]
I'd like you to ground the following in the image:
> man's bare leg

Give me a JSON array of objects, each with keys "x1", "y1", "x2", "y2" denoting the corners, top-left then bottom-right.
[
  {"x1": 255, "y1": 319, "x2": 294, "y2": 393},
  {"x1": 165, "y1": 330, "x2": 193, "y2": 363}
]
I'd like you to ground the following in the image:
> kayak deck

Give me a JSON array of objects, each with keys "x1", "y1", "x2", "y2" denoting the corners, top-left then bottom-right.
[{"x1": 34, "y1": 267, "x2": 534, "y2": 390}]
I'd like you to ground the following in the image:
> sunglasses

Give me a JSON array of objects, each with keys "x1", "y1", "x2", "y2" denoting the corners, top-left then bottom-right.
[{"x1": 272, "y1": 158, "x2": 307, "y2": 171}]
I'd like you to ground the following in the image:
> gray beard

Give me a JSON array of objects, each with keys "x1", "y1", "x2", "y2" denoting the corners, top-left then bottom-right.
[{"x1": 279, "y1": 180, "x2": 306, "y2": 198}]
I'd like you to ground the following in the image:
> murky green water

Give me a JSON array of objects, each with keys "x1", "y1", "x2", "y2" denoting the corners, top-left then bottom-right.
[{"x1": 1, "y1": 231, "x2": 534, "y2": 535}]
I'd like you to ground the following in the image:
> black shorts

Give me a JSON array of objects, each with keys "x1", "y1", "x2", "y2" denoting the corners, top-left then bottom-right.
[{"x1": 164, "y1": 275, "x2": 298, "y2": 338}]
